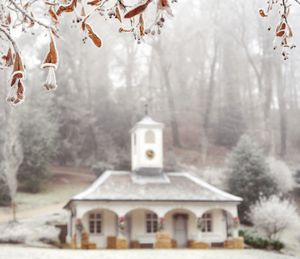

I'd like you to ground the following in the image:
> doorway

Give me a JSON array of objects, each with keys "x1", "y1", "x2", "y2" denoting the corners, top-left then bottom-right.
[{"x1": 173, "y1": 214, "x2": 188, "y2": 248}]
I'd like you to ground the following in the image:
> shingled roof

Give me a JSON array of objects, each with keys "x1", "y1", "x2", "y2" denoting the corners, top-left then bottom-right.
[{"x1": 65, "y1": 171, "x2": 242, "y2": 207}]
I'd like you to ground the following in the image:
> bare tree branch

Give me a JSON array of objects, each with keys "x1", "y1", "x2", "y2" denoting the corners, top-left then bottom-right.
[
  {"x1": 0, "y1": 27, "x2": 19, "y2": 53},
  {"x1": 294, "y1": 0, "x2": 300, "y2": 5}
]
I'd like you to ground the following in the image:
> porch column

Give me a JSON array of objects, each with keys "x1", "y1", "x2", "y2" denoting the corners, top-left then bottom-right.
[
  {"x1": 116, "y1": 216, "x2": 128, "y2": 249},
  {"x1": 118, "y1": 216, "x2": 126, "y2": 237},
  {"x1": 232, "y1": 216, "x2": 240, "y2": 238},
  {"x1": 196, "y1": 217, "x2": 203, "y2": 240}
]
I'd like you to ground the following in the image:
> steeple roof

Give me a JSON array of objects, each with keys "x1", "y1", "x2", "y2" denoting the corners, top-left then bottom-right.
[{"x1": 130, "y1": 116, "x2": 164, "y2": 132}]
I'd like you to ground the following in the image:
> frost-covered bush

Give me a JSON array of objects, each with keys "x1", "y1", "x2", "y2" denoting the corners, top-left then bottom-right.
[
  {"x1": 198, "y1": 167, "x2": 227, "y2": 189},
  {"x1": 0, "y1": 212, "x2": 66, "y2": 246},
  {"x1": 92, "y1": 161, "x2": 114, "y2": 177},
  {"x1": 226, "y1": 135, "x2": 277, "y2": 222},
  {"x1": 267, "y1": 157, "x2": 294, "y2": 194},
  {"x1": 250, "y1": 195, "x2": 300, "y2": 240}
]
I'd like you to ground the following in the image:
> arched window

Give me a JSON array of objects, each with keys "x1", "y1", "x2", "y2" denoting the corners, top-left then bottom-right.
[{"x1": 145, "y1": 130, "x2": 155, "y2": 144}]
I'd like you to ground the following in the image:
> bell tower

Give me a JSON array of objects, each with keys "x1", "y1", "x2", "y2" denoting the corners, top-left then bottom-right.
[{"x1": 130, "y1": 112, "x2": 164, "y2": 174}]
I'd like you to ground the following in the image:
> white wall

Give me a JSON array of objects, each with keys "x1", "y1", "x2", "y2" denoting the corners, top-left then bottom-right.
[
  {"x1": 129, "y1": 210, "x2": 156, "y2": 244},
  {"x1": 132, "y1": 127, "x2": 163, "y2": 171},
  {"x1": 202, "y1": 209, "x2": 228, "y2": 242},
  {"x1": 81, "y1": 210, "x2": 117, "y2": 248},
  {"x1": 67, "y1": 201, "x2": 239, "y2": 246}
]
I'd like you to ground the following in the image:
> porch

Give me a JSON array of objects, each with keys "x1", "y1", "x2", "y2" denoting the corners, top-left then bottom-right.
[{"x1": 68, "y1": 206, "x2": 241, "y2": 249}]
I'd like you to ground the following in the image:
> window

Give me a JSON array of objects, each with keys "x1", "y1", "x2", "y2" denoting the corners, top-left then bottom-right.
[
  {"x1": 89, "y1": 213, "x2": 102, "y2": 234},
  {"x1": 145, "y1": 130, "x2": 155, "y2": 144},
  {"x1": 146, "y1": 213, "x2": 158, "y2": 233},
  {"x1": 201, "y1": 213, "x2": 212, "y2": 232}
]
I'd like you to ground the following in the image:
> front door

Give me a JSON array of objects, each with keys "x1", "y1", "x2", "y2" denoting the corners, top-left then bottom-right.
[{"x1": 173, "y1": 214, "x2": 188, "y2": 248}]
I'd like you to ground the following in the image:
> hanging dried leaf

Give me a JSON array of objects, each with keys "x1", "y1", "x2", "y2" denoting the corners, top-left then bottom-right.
[
  {"x1": 139, "y1": 14, "x2": 145, "y2": 36},
  {"x1": 7, "y1": 79, "x2": 25, "y2": 105},
  {"x1": 276, "y1": 21, "x2": 286, "y2": 37},
  {"x1": 157, "y1": 0, "x2": 173, "y2": 16},
  {"x1": 287, "y1": 24, "x2": 293, "y2": 38},
  {"x1": 124, "y1": 0, "x2": 151, "y2": 19},
  {"x1": 85, "y1": 23, "x2": 102, "y2": 47},
  {"x1": 11, "y1": 52, "x2": 25, "y2": 86},
  {"x1": 57, "y1": 0, "x2": 77, "y2": 16},
  {"x1": 115, "y1": 6, "x2": 122, "y2": 23},
  {"x1": 82, "y1": 20, "x2": 86, "y2": 31},
  {"x1": 6, "y1": 12, "x2": 11, "y2": 25},
  {"x1": 16, "y1": 80, "x2": 25, "y2": 102},
  {"x1": 49, "y1": 7, "x2": 58, "y2": 23},
  {"x1": 159, "y1": 0, "x2": 169, "y2": 7},
  {"x1": 2, "y1": 48, "x2": 13, "y2": 67},
  {"x1": 42, "y1": 34, "x2": 59, "y2": 69},
  {"x1": 259, "y1": 9, "x2": 268, "y2": 17},
  {"x1": 43, "y1": 67, "x2": 57, "y2": 90},
  {"x1": 81, "y1": 14, "x2": 91, "y2": 31},
  {"x1": 87, "y1": 0, "x2": 101, "y2": 6}
]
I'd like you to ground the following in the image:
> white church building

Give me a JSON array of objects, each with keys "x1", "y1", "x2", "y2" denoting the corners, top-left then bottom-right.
[{"x1": 64, "y1": 116, "x2": 242, "y2": 249}]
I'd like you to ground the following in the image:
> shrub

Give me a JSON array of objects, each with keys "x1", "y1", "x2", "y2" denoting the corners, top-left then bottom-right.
[
  {"x1": 19, "y1": 175, "x2": 44, "y2": 193},
  {"x1": 250, "y1": 195, "x2": 300, "y2": 240},
  {"x1": 267, "y1": 157, "x2": 294, "y2": 194},
  {"x1": 239, "y1": 230, "x2": 284, "y2": 250},
  {"x1": 271, "y1": 240, "x2": 285, "y2": 251}
]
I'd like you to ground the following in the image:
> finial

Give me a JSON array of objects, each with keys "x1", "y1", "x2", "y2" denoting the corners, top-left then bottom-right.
[{"x1": 139, "y1": 97, "x2": 149, "y2": 116}]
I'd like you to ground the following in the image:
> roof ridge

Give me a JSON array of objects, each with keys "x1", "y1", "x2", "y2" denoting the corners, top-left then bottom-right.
[
  {"x1": 178, "y1": 172, "x2": 242, "y2": 202},
  {"x1": 73, "y1": 171, "x2": 113, "y2": 199}
]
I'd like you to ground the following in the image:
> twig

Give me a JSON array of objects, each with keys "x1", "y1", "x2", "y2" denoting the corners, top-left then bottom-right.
[
  {"x1": 0, "y1": 27, "x2": 20, "y2": 53},
  {"x1": 294, "y1": 0, "x2": 300, "y2": 5},
  {"x1": 9, "y1": 0, "x2": 56, "y2": 32}
]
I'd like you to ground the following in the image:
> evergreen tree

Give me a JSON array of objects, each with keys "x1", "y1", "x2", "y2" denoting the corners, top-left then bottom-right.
[
  {"x1": 226, "y1": 135, "x2": 277, "y2": 222},
  {"x1": 17, "y1": 93, "x2": 58, "y2": 193}
]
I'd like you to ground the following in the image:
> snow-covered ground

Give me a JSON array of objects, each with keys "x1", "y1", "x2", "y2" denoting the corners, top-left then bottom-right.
[
  {"x1": 0, "y1": 212, "x2": 67, "y2": 246},
  {"x1": 0, "y1": 245, "x2": 297, "y2": 259}
]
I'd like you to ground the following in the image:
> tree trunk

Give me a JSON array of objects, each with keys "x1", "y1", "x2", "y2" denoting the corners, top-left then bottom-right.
[
  {"x1": 153, "y1": 40, "x2": 181, "y2": 148},
  {"x1": 275, "y1": 64, "x2": 287, "y2": 158},
  {"x1": 201, "y1": 42, "x2": 218, "y2": 163},
  {"x1": 162, "y1": 66, "x2": 181, "y2": 148}
]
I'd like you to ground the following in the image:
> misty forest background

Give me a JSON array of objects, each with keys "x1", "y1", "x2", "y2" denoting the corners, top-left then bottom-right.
[{"x1": 1, "y1": 0, "x2": 300, "y2": 197}]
